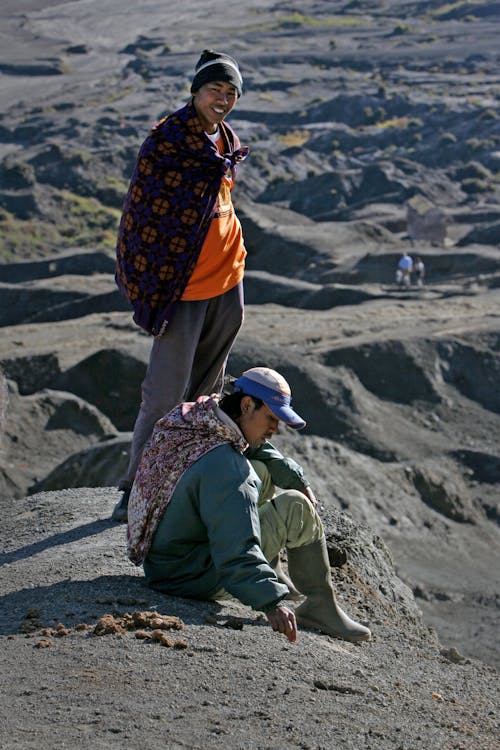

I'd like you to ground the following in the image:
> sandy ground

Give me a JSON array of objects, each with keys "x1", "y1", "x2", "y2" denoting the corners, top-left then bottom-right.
[{"x1": 1, "y1": 487, "x2": 498, "y2": 750}]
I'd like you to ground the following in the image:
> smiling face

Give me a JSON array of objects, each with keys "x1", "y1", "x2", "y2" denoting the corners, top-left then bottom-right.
[
  {"x1": 237, "y1": 397, "x2": 280, "y2": 448},
  {"x1": 192, "y1": 80, "x2": 238, "y2": 133}
]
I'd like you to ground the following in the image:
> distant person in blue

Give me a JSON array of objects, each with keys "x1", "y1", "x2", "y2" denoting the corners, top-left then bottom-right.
[{"x1": 397, "y1": 253, "x2": 413, "y2": 288}]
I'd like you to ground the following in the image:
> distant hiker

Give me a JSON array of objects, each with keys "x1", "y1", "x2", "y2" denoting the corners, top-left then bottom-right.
[
  {"x1": 414, "y1": 257, "x2": 425, "y2": 287},
  {"x1": 126, "y1": 367, "x2": 371, "y2": 644},
  {"x1": 113, "y1": 50, "x2": 249, "y2": 522},
  {"x1": 397, "y1": 253, "x2": 413, "y2": 288}
]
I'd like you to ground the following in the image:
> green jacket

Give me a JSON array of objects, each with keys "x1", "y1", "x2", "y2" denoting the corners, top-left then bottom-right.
[
  {"x1": 144, "y1": 443, "x2": 290, "y2": 612},
  {"x1": 245, "y1": 441, "x2": 309, "y2": 492}
]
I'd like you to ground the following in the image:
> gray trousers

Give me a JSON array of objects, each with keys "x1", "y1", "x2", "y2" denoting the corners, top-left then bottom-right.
[{"x1": 121, "y1": 282, "x2": 244, "y2": 488}]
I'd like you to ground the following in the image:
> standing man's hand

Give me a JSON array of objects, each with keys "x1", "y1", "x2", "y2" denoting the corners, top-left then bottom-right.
[{"x1": 266, "y1": 605, "x2": 297, "y2": 643}]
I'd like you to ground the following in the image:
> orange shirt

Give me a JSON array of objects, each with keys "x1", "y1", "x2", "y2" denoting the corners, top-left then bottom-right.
[{"x1": 181, "y1": 133, "x2": 246, "y2": 301}]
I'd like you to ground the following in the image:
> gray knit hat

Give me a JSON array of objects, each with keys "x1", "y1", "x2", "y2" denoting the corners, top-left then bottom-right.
[{"x1": 191, "y1": 49, "x2": 243, "y2": 97}]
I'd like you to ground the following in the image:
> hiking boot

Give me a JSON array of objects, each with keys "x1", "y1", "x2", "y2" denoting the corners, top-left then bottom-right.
[
  {"x1": 287, "y1": 537, "x2": 371, "y2": 642},
  {"x1": 111, "y1": 488, "x2": 131, "y2": 523},
  {"x1": 270, "y1": 555, "x2": 303, "y2": 601}
]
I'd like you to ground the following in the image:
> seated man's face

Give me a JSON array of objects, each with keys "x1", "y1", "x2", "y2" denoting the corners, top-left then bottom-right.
[{"x1": 238, "y1": 398, "x2": 280, "y2": 448}]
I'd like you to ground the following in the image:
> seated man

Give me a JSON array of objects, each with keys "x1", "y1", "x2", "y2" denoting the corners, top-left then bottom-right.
[{"x1": 126, "y1": 366, "x2": 371, "y2": 644}]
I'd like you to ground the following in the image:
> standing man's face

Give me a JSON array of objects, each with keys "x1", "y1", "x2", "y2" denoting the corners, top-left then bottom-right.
[{"x1": 193, "y1": 81, "x2": 238, "y2": 133}]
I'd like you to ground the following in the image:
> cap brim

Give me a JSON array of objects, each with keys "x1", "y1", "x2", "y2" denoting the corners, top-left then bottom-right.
[
  {"x1": 267, "y1": 403, "x2": 306, "y2": 430},
  {"x1": 233, "y1": 372, "x2": 306, "y2": 429}
]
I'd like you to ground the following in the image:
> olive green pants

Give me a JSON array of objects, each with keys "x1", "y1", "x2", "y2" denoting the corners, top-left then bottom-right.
[
  {"x1": 252, "y1": 460, "x2": 323, "y2": 563},
  {"x1": 210, "y1": 460, "x2": 322, "y2": 601}
]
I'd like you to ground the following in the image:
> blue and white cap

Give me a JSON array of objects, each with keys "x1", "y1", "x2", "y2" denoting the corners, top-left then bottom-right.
[{"x1": 233, "y1": 367, "x2": 306, "y2": 429}]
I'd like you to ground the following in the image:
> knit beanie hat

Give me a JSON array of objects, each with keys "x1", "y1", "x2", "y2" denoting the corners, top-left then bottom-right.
[{"x1": 191, "y1": 49, "x2": 243, "y2": 97}]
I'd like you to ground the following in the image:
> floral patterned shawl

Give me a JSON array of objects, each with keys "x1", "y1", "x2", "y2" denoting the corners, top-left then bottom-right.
[{"x1": 127, "y1": 396, "x2": 248, "y2": 566}]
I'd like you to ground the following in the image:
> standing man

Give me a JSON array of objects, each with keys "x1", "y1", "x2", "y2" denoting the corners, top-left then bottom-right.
[
  {"x1": 127, "y1": 367, "x2": 372, "y2": 644},
  {"x1": 414, "y1": 257, "x2": 425, "y2": 287},
  {"x1": 113, "y1": 50, "x2": 249, "y2": 521}
]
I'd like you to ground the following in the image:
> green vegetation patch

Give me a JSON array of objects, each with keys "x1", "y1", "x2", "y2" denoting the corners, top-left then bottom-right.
[
  {"x1": 275, "y1": 12, "x2": 365, "y2": 28},
  {"x1": 430, "y1": 1, "x2": 483, "y2": 19},
  {"x1": 53, "y1": 189, "x2": 121, "y2": 244},
  {"x1": 0, "y1": 190, "x2": 121, "y2": 262},
  {"x1": 0, "y1": 210, "x2": 61, "y2": 262},
  {"x1": 277, "y1": 129, "x2": 311, "y2": 147},
  {"x1": 375, "y1": 116, "x2": 422, "y2": 130}
]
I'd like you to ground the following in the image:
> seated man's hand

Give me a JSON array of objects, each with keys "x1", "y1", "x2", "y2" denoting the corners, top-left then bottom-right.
[
  {"x1": 301, "y1": 485, "x2": 318, "y2": 509},
  {"x1": 266, "y1": 605, "x2": 297, "y2": 643}
]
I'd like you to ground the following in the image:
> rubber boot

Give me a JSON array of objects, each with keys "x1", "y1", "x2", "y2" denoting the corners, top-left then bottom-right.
[
  {"x1": 111, "y1": 488, "x2": 130, "y2": 523},
  {"x1": 287, "y1": 537, "x2": 371, "y2": 642},
  {"x1": 270, "y1": 555, "x2": 303, "y2": 601}
]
